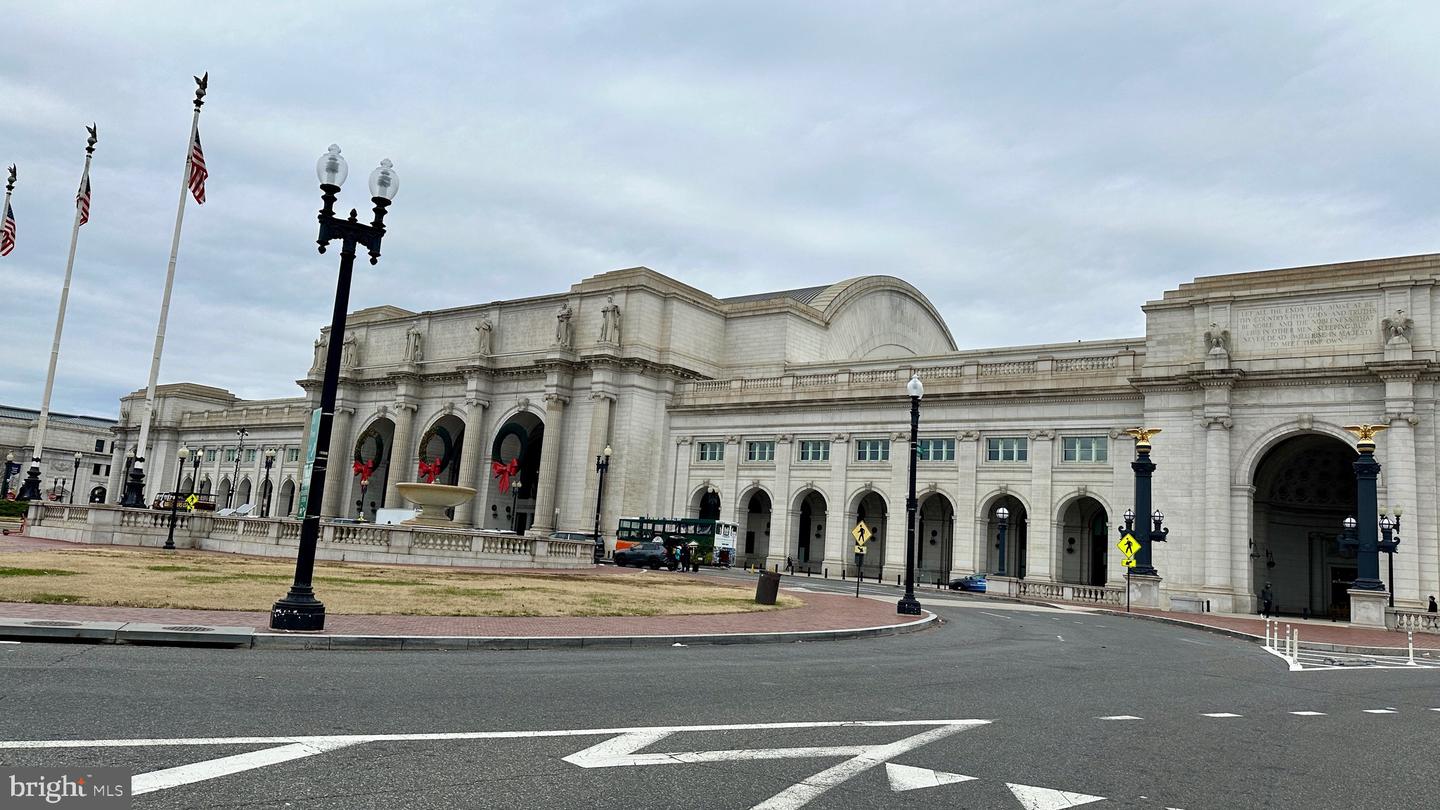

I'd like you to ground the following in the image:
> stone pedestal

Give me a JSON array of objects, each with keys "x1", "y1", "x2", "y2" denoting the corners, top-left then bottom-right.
[
  {"x1": 1348, "y1": 588, "x2": 1388, "y2": 628},
  {"x1": 1128, "y1": 574, "x2": 1163, "y2": 609}
]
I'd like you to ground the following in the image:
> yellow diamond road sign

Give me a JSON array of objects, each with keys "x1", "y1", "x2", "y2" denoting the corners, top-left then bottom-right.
[
  {"x1": 1117, "y1": 534, "x2": 1140, "y2": 556},
  {"x1": 184, "y1": 494, "x2": 199, "y2": 512},
  {"x1": 851, "y1": 520, "x2": 873, "y2": 545},
  {"x1": 1121, "y1": 557, "x2": 1138, "y2": 568}
]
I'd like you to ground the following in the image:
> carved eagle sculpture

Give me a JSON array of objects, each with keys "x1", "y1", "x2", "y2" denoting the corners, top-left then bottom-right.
[
  {"x1": 1203, "y1": 324, "x2": 1230, "y2": 354},
  {"x1": 1381, "y1": 310, "x2": 1413, "y2": 344}
]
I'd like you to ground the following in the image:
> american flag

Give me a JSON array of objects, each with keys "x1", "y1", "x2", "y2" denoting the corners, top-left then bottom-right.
[
  {"x1": 188, "y1": 129, "x2": 207, "y2": 205},
  {"x1": 76, "y1": 172, "x2": 91, "y2": 226},
  {"x1": 0, "y1": 200, "x2": 14, "y2": 256}
]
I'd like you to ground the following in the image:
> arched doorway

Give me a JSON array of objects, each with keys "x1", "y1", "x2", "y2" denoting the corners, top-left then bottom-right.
[
  {"x1": 181, "y1": 475, "x2": 194, "y2": 494},
  {"x1": 260, "y1": 479, "x2": 274, "y2": 517},
  {"x1": 742, "y1": 490, "x2": 772, "y2": 568},
  {"x1": 487, "y1": 411, "x2": 544, "y2": 532},
  {"x1": 237, "y1": 478, "x2": 253, "y2": 508},
  {"x1": 793, "y1": 490, "x2": 826, "y2": 567},
  {"x1": 88, "y1": 486, "x2": 106, "y2": 504},
  {"x1": 1057, "y1": 496, "x2": 1108, "y2": 585},
  {"x1": 279, "y1": 479, "x2": 296, "y2": 517},
  {"x1": 692, "y1": 487, "x2": 722, "y2": 521},
  {"x1": 917, "y1": 493, "x2": 954, "y2": 583},
  {"x1": 985, "y1": 496, "x2": 1028, "y2": 577},
  {"x1": 419, "y1": 413, "x2": 466, "y2": 519},
  {"x1": 217, "y1": 478, "x2": 232, "y2": 509},
  {"x1": 354, "y1": 417, "x2": 396, "y2": 522},
  {"x1": 1252, "y1": 434, "x2": 1357, "y2": 619},
  {"x1": 852, "y1": 491, "x2": 887, "y2": 579},
  {"x1": 199, "y1": 477, "x2": 212, "y2": 496}
]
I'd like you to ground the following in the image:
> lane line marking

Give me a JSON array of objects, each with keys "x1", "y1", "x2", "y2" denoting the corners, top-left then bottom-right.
[
  {"x1": 1097, "y1": 715, "x2": 1142, "y2": 721},
  {"x1": 1289, "y1": 711, "x2": 1325, "y2": 716},
  {"x1": 1363, "y1": 709, "x2": 1397, "y2": 714},
  {"x1": 1177, "y1": 638, "x2": 1209, "y2": 645},
  {"x1": 1201, "y1": 713, "x2": 1241, "y2": 718},
  {"x1": 132, "y1": 739, "x2": 360, "y2": 795}
]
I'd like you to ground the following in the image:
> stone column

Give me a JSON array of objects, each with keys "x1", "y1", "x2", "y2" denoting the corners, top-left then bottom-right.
[
  {"x1": 954, "y1": 431, "x2": 979, "y2": 574},
  {"x1": 319, "y1": 406, "x2": 354, "y2": 518},
  {"x1": 722, "y1": 435, "x2": 741, "y2": 525},
  {"x1": 583, "y1": 391, "x2": 615, "y2": 538},
  {"x1": 1383, "y1": 417, "x2": 1421, "y2": 603},
  {"x1": 529, "y1": 393, "x2": 568, "y2": 535},
  {"x1": 456, "y1": 397, "x2": 488, "y2": 525},
  {"x1": 294, "y1": 402, "x2": 315, "y2": 518},
  {"x1": 384, "y1": 401, "x2": 418, "y2": 509},
  {"x1": 883, "y1": 433, "x2": 908, "y2": 581},
  {"x1": 1027, "y1": 430, "x2": 1055, "y2": 582},
  {"x1": 1203, "y1": 416, "x2": 1233, "y2": 592},
  {"x1": 825, "y1": 434, "x2": 851, "y2": 576},
  {"x1": 672, "y1": 437, "x2": 692, "y2": 516},
  {"x1": 105, "y1": 438, "x2": 125, "y2": 501}
]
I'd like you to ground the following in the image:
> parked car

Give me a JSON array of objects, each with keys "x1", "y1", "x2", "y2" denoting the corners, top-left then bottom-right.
[
  {"x1": 613, "y1": 541, "x2": 669, "y2": 569},
  {"x1": 947, "y1": 574, "x2": 987, "y2": 593},
  {"x1": 551, "y1": 531, "x2": 603, "y2": 563}
]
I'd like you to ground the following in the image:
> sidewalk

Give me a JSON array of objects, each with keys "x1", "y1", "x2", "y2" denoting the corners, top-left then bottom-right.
[{"x1": 1096, "y1": 606, "x2": 1440, "y2": 653}]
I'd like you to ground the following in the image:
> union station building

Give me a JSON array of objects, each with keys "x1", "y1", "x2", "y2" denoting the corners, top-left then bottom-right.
[{"x1": 105, "y1": 254, "x2": 1440, "y2": 615}]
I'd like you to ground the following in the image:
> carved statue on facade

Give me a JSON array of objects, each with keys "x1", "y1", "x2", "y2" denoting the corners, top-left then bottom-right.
[
  {"x1": 341, "y1": 332, "x2": 360, "y2": 370},
  {"x1": 474, "y1": 313, "x2": 493, "y2": 357},
  {"x1": 404, "y1": 324, "x2": 425, "y2": 363},
  {"x1": 554, "y1": 302, "x2": 573, "y2": 348},
  {"x1": 311, "y1": 335, "x2": 328, "y2": 372},
  {"x1": 1382, "y1": 309, "x2": 1413, "y2": 345},
  {"x1": 599, "y1": 295, "x2": 622, "y2": 343},
  {"x1": 1203, "y1": 323, "x2": 1231, "y2": 356}
]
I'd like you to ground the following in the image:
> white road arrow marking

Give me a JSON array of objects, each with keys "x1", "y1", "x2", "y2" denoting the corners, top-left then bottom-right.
[
  {"x1": 1007, "y1": 782, "x2": 1107, "y2": 809},
  {"x1": 562, "y1": 731, "x2": 872, "y2": 768},
  {"x1": 132, "y1": 739, "x2": 361, "y2": 795},
  {"x1": 884, "y1": 762, "x2": 976, "y2": 792}
]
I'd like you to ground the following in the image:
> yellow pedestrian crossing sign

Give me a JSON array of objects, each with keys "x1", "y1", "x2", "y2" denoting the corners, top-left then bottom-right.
[
  {"x1": 852, "y1": 520, "x2": 873, "y2": 545},
  {"x1": 184, "y1": 494, "x2": 199, "y2": 512},
  {"x1": 1121, "y1": 557, "x2": 1137, "y2": 568},
  {"x1": 1117, "y1": 534, "x2": 1140, "y2": 557}
]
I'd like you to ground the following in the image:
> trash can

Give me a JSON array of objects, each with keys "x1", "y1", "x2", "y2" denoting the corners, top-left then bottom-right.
[{"x1": 755, "y1": 570, "x2": 781, "y2": 605}]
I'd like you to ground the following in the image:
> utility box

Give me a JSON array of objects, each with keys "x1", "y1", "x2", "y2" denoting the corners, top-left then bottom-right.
[{"x1": 755, "y1": 570, "x2": 782, "y2": 605}]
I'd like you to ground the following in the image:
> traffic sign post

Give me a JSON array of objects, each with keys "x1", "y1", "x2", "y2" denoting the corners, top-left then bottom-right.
[{"x1": 854, "y1": 546, "x2": 867, "y2": 598}]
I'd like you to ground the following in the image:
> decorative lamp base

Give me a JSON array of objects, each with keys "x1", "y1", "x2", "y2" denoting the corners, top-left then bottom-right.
[
  {"x1": 270, "y1": 594, "x2": 327, "y2": 631},
  {"x1": 120, "y1": 465, "x2": 147, "y2": 508},
  {"x1": 896, "y1": 595, "x2": 922, "y2": 616},
  {"x1": 1347, "y1": 588, "x2": 1388, "y2": 628},
  {"x1": 16, "y1": 467, "x2": 41, "y2": 501}
]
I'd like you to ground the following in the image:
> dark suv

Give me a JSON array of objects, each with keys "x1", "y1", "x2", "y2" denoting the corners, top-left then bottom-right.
[{"x1": 613, "y1": 542, "x2": 669, "y2": 569}]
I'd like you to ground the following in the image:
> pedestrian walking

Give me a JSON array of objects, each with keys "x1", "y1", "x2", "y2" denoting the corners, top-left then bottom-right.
[
  {"x1": 1428, "y1": 595, "x2": 1437, "y2": 613},
  {"x1": 785, "y1": 556, "x2": 794, "y2": 574},
  {"x1": 677, "y1": 544, "x2": 689, "y2": 572},
  {"x1": 1260, "y1": 583, "x2": 1274, "y2": 618}
]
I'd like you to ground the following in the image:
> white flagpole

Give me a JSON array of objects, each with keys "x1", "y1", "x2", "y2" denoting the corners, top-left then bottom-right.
[
  {"x1": 20, "y1": 126, "x2": 97, "y2": 501},
  {"x1": 123, "y1": 74, "x2": 207, "y2": 507}
]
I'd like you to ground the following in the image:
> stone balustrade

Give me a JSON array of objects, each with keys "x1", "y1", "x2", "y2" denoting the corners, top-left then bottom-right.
[
  {"x1": 1388, "y1": 609, "x2": 1440, "y2": 634},
  {"x1": 987, "y1": 576, "x2": 1124, "y2": 606},
  {"x1": 24, "y1": 502, "x2": 592, "y2": 570}
]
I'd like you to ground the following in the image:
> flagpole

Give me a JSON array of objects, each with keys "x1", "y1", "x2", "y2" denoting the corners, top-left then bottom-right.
[
  {"x1": 19, "y1": 126, "x2": 97, "y2": 501},
  {"x1": 1, "y1": 164, "x2": 15, "y2": 253},
  {"x1": 122, "y1": 74, "x2": 207, "y2": 508}
]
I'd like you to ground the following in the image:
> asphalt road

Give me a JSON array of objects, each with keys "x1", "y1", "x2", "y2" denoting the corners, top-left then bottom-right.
[{"x1": 0, "y1": 583, "x2": 1436, "y2": 809}]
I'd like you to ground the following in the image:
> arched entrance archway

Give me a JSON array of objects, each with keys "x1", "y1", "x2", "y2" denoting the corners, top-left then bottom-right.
[
  {"x1": 216, "y1": 478, "x2": 232, "y2": 509},
  {"x1": 419, "y1": 413, "x2": 466, "y2": 519},
  {"x1": 181, "y1": 475, "x2": 194, "y2": 494},
  {"x1": 237, "y1": 478, "x2": 253, "y2": 508},
  {"x1": 985, "y1": 496, "x2": 1028, "y2": 577},
  {"x1": 851, "y1": 491, "x2": 888, "y2": 579},
  {"x1": 1057, "y1": 496, "x2": 1108, "y2": 585},
  {"x1": 199, "y1": 477, "x2": 212, "y2": 496},
  {"x1": 88, "y1": 486, "x2": 106, "y2": 504},
  {"x1": 279, "y1": 479, "x2": 296, "y2": 517},
  {"x1": 354, "y1": 417, "x2": 396, "y2": 522},
  {"x1": 486, "y1": 411, "x2": 544, "y2": 532},
  {"x1": 917, "y1": 492, "x2": 954, "y2": 583},
  {"x1": 260, "y1": 479, "x2": 274, "y2": 517},
  {"x1": 793, "y1": 490, "x2": 826, "y2": 567},
  {"x1": 1252, "y1": 434, "x2": 1357, "y2": 619},
  {"x1": 691, "y1": 487, "x2": 722, "y2": 521},
  {"x1": 742, "y1": 490, "x2": 772, "y2": 568}
]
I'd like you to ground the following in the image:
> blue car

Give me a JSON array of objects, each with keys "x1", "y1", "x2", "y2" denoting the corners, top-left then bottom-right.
[{"x1": 948, "y1": 574, "x2": 987, "y2": 593}]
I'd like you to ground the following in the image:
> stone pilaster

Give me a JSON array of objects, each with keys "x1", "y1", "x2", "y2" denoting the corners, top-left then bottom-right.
[
  {"x1": 1027, "y1": 430, "x2": 1055, "y2": 581},
  {"x1": 530, "y1": 393, "x2": 568, "y2": 535},
  {"x1": 384, "y1": 401, "x2": 418, "y2": 509},
  {"x1": 319, "y1": 406, "x2": 355, "y2": 518},
  {"x1": 722, "y1": 435, "x2": 741, "y2": 525},
  {"x1": 1373, "y1": 361, "x2": 1426, "y2": 605},
  {"x1": 583, "y1": 390, "x2": 615, "y2": 538},
  {"x1": 456, "y1": 396, "x2": 489, "y2": 525},
  {"x1": 672, "y1": 437, "x2": 692, "y2": 516},
  {"x1": 774, "y1": 434, "x2": 796, "y2": 565},
  {"x1": 826, "y1": 434, "x2": 851, "y2": 575},
  {"x1": 1202, "y1": 416, "x2": 1233, "y2": 592},
  {"x1": 954, "y1": 431, "x2": 979, "y2": 574}
]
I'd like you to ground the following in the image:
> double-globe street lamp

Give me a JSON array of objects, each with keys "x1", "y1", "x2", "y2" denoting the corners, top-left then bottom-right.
[
  {"x1": 270, "y1": 145, "x2": 397, "y2": 633},
  {"x1": 261, "y1": 447, "x2": 277, "y2": 517},
  {"x1": 2, "y1": 451, "x2": 15, "y2": 499},
  {"x1": 190, "y1": 447, "x2": 202, "y2": 495},
  {"x1": 593, "y1": 444, "x2": 612, "y2": 562},
  {"x1": 164, "y1": 446, "x2": 190, "y2": 550},
  {"x1": 228, "y1": 427, "x2": 249, "y2": 508},
  {"x1": 69, "y1": 451, "x2": 81, "y2": 504},
  {"x1": 996, "y1": 505, "x2": 1011, "y2": 575},
  {"x1": 897, "y1": 373, "x2": 924, "y2": 616},
  {"x1": 1378, "y1": 507, "x2": 1402, "y2": 608}
]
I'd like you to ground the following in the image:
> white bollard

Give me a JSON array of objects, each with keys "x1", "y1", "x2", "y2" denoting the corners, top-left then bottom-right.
[{"x1": 1409, "y1": 632, "x2": 1416, "y2": 666}]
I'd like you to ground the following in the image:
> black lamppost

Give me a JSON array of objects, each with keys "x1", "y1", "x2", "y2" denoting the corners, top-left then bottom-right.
[
  {"x1": 270, "y1": 145, "x2": 397, "y2": 633},
  {"x1": 1, "y1": 452, "x2": 14, "y2": 499},
  {"x1": 1344, "y1": 424, "x2": 1386, "y2": 593},
  {"x1": 512, "y1": 479, "x2": 524, "y2": 533},
  {"x1": 261, "y1": 447, "x2": 276, "y2": 517},
  {"x1": 897, "y1": 372, "x2": 924, "y2": 616},
  {"x1": 1378, "y1": 507, "x2": 1402, "y2": 608},
  {"x1": 228, "y1": 427, "x2": 249, "y2": 508},
  {"x1": 164, "y1": 446, "x2": 189, "y2": 550},
  {"x1": 119, "y1": 448, "x2": 134, "y2": 504},
  {"x1": 69, "y1": 451, "x2": 81, "y2": 504},
  {"x1": 996, "y1": 505, "x2": 1010, "y2": 574},
  {"x1": 189, "y1": 448, "x2": 202, "y2": 495},
  {"x1": 593, "y1": 444, "x2": 612, "y2": 560},
  {"x1": 1125, "y1": 428, "x2": 1165, "y2": 576}
]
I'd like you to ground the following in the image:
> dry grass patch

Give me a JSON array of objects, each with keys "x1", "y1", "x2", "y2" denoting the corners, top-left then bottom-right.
[{"x1": 0, "y1": 548, "x2": 799, "y2": 617}]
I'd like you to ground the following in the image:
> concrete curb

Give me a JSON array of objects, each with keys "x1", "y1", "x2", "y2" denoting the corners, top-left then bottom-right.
[
  {"x1": 0, "y1": 611, "x2": 937, "y2": 652},
  {"x1": 1085, "y1": 608, "x2": 1440, "y2": 659}
]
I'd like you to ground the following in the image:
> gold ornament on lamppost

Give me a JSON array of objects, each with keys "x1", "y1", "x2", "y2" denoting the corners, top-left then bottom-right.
[
  {"x1": 1124, "y1": 427, "x2": 1162, "y2": 451},
  {"x1": 1342, "y1": 424, "x2": 1389, "y2": 452}
]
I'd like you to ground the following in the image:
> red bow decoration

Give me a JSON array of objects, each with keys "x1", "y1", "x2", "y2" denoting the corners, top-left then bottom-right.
[
  {"x1": 491, "y1": 458, "x2": 520, "y2": 493},
  {"x1": 352, "y1": 459, "x2": 375, "y2": 484},
  {"x1": 417, "y1": 457, "x2": 443, "y2": 484}
]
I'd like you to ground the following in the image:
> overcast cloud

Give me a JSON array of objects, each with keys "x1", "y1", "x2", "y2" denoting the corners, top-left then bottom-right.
[{"x1": 2, "y1": 1, "x2": 1439, "y2": 416}]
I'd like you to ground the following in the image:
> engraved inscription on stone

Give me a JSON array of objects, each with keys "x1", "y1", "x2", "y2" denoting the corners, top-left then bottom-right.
[{"x1": 1236, "y1": 299, "x2": 1377, "y2": 352}]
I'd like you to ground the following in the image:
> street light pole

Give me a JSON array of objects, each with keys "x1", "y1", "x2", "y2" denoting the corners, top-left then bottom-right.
[
  {"x1": 1125, "y1": 428, "x2": 1164, "y2": 576},
  {"x1": 897, "y1": 373, "x2": 924, "y2": 616},
  {"x1": 1378, "y1": 507, "x2": 1402, "y2": 608},
  {"x1": 1343, "y1": 424, "x2": 1387, "y2": 593},
  {"x1": 1, "y1": 452, "x2": 14, "y2": 499},
  {"x1": 270, "y1": 145, "x2": 397, "y2": 633},
  {"x1": 190, "y1": 449, "x2": 202, "y2": 495},
  {"x1": 261, "y1": 448, "x2": 276, "y2": 517},
  {"x1": 512, "y1": 480, "x2": 524, "y2": 533},
  {"x1": 229, "y1": 427, "x2": 248, "y2": 508},
  {"x1": 164, "y1": 446, "x2": 189, "y2": 550},
  {"x1": 593, "y1": 445, "x2": 611, "y2": 560},
  {"x1": 996, "y1": 506, "x2": 1010, "y2": 575},
  {"x1": 69, "y1": 451, "x2": 81, "y2": 504}
]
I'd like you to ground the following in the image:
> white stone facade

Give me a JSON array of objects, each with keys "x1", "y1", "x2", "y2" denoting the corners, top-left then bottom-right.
[
  {"x1": 0, "y1": 406, "x2": 116, "y2": 502},
  {"x1": 101, "y1": 256, "x2": 1440, "y2": 614}
]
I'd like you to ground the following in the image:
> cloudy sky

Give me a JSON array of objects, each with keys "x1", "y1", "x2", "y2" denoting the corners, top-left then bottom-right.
[{"x1": 2, "y1": 2, "x2": 1438, "y2": 416}]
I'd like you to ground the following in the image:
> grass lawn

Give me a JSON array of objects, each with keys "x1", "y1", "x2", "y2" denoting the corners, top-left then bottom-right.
[{"x1": 0, "y1": 548, "x2": 799, "y2": 617}]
